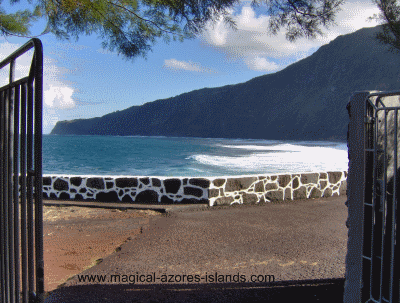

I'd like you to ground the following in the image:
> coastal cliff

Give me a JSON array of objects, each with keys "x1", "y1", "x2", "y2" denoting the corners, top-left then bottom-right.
[{"x1": 51, "y1": 25, "x2": 400, "y2": 141}]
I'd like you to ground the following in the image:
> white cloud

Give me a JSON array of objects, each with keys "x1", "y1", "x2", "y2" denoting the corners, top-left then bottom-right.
[
  {"x1": 236, "y1": 6, "x2": 269, "y2": 31},
  {"x1": 44, "y1": 85, "x2": 75, "y2": 109},
  {"x1": 42, "y1": 56, "x2": 77, "y2": 110},
  {"x1": 244, "y1": 56, "x2": 279, "y2": 71},
  {"x1": 0, "y1": 41, "x2": 77, "y2": 133},
  {"x1": 0, "y1": 42, "x2": 77, "y2": 109},
  {"x1": 163, "y1": 59, "x2": 216, "y2": 73},
  {"x1": 315, "y1": 1, "x2": 383, "y2": 43},
  {"x1": 200, "y1": 1, "x2": 383, "y2": 69}
]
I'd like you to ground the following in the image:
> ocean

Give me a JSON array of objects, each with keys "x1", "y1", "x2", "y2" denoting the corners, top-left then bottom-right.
[{"x1": 43, "y1": 135, "x2": 348, "y2": 177}]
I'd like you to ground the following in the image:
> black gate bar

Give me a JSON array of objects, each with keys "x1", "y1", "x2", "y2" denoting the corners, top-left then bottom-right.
[{"x1": 0, "y1": 38, "x2": 43, "y2": 303}]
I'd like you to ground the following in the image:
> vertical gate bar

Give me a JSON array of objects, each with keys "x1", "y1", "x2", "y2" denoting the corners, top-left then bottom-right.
[
  {"x1": 374, "y1": 107, "x2": 384, "y2": 300},
  {"x1": 390, "y1": 109, "x2": 398, "y2": 302},
  {"x1": 9, "y1": 58, "x2": 15, "y2": 303},
  {"x1": 9, "y1": 61, "x2": 16, "y2": 303},
  {"x1": 20, "y1": 83, "x2": 28, "y2": 303},
  {"x1": 0, "y1": 89, "x2": 5, "y2": 303},
  {"x1": 26, "y1": 80, "x2": 34, "y2": 301},
  {"x1": 13, "y1": 84, "x2": 20, "y2": 303},
  {"x1": 362, "y1": 97, "x2": 370, "y2": 302},
  {"x1": 368, "y1": 99, "x2": 374, "y2": 301},
  {"x1": 0, "y1": 89, "x2": 3, "y2": 303},
  {"x1": 369, "y1": 101, "x2": 379, "y2": 301},
  {"x1": 379, "y1": 108, "x2": 388, "y2": 302},
  {"x1": 379, "y1": 108, "x2": 387, "y2": 301},
  {"x1": 395, "y1": 145, "x2": 400, "y2": 302},
  {"x1": 364, "y1": 97, "x2": 375, "y2": 301},
  {"x1": 379, "y1": 109, "x2": 388, "y2": 301},
  {"x1": 370, "y1": 103, "x2": 379, "y2": 299},
  {"x1": 4, "y1": 87, "x2": 10, "y2": 303},
  {"x1": 1, "y1": 87, "x2": 7, "y2": 303},
  {"x1": 372, "y1": 96, "x2": 378, "y2": 303},
  {"x1": 33, "y1": 48, "x2": 44, "y2": 302},
  {"x1": 393, "y1": 107, "x2": 400, "y2": 303},
  {"x1": 382, "y1": 108, "x2": 394, "y2": 302}
]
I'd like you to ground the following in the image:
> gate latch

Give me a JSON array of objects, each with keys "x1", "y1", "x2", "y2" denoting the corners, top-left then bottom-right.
[{"x1": 365, "y1": 116, "x2": 375, "y2": 124}]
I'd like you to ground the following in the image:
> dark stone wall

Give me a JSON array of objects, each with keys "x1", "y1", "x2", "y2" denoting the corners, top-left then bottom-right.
[{"x1": 42, "y1": 176, "x2": 209, "y2": 204}]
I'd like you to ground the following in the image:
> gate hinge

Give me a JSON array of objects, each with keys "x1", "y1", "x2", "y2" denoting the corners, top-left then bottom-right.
[{"x1": 365, "y1": 116, "x2": 375, "y2": 124}]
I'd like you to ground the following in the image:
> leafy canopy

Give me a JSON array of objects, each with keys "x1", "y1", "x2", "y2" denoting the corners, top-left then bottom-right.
[
  {"x1": 0, "y1": 0, "x2": 381, "y2": 60},
  {"x1": 1, "y1": 0, "x2": 241, "y2": 59},
  {"x1": 369, "y1": 0, "x2": 400, "y2": 53}
]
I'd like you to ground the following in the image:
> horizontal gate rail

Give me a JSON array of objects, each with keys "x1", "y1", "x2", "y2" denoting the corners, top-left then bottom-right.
[{"x1": 0, "y1": 38, "x2": 43, "y2": 303}]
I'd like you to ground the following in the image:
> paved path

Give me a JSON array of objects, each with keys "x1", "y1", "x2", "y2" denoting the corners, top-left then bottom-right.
[{"x1": 45, "y1": 196, "x2": 348, "y2": 302}]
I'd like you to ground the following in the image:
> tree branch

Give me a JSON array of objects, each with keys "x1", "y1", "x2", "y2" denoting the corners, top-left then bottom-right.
[
  {"x1": 0, "y1": 28, "x2": 48, "y2": 38},
  {"x1": 51, "y1": 0, "x2": 126, "y2": 39},
  {"x1": 286, "y1": 0, "x2": 319, "y2": 18},
  {"x1": 109, "y1": 0, "x2": 185, "y2": 37},
  {"x1": 380, "y1": 0, "x2": 400, "y2": 42}
]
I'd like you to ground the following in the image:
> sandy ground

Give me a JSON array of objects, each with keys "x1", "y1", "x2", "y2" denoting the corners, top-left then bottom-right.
[
  {"x1": 43, "y1": 205, "x2": 162, "y2": 292},
  {"x1": 44, "y1": 196, "x2": 348, "y2": 303}
]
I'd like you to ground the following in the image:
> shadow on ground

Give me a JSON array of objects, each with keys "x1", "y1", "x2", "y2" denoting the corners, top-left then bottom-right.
[{"x1": 45, "y1": 278, "x2": 344, "y2": 302}]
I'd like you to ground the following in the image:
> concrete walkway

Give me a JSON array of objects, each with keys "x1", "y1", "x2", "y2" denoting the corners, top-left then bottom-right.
[{"x1": 45, "y1": 196, "x2": 348, "y2": 302}]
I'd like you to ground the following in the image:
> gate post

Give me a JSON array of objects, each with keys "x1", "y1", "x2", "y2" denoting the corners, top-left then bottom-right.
[{"x1": 343, "y1": 91, "x2": 371, "y2": 302}]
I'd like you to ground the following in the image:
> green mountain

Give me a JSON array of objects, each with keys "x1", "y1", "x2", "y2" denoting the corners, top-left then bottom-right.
[{"x1": 51, "y1": 25, "x2": 400, "y2": 141}]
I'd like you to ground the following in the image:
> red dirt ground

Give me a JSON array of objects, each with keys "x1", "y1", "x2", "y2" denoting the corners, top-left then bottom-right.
[{"x1": 42, "y1": 206, "x2": 162, "y2": 292}]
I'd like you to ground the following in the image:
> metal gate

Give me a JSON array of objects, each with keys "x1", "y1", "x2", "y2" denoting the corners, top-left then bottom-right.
[
  {"x1": 0, "y1": 39, "x2": 44, "y2": 303},
  {"x1": 362, "y1": 91, "x2": 400, "y2": 303}
]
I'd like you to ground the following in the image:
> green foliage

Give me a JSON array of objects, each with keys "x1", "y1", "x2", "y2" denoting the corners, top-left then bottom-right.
[
  {"x1": 0, "y1": 0, "x2": 380, "y2": 59},
  {"x1": 38, "y1": 0, "x2": 243, "y2": 59},
  {"x1": 369, "y1": 0, "x2": 400, "y2": 53},
  {"x1": 251, "y1": 0, "x2": 345, "y2": 41},
  {"x1": 0, "y1": 0, "x2": 241, "y2": 59},
  {"x1": 0, "y1": 5, "x2": 41, "y2": 36}
]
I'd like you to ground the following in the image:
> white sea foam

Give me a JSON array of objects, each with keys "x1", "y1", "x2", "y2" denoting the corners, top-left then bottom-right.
[
  {"x1": 216, "y1": 143, "x2": 344, "y2": 152},
  {"x1": 43, "y1": 135, "x2": 348, "y2": 177},
  {"x1": 190, "y1": 144, "x2": 348, "y2": 173}
]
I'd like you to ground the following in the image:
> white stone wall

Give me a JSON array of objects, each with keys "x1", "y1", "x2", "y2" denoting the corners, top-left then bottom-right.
[
  {"x1": 42, "y1": 171, "x2": 347, "y2": 206},
  {"x1": 208, "y1": 171, "x2": 347, "y2": 206}
]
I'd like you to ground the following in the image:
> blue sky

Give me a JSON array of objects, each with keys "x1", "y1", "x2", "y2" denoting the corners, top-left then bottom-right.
[{"x1": 0, "y1": 0, "x2": 382, "y2": 134}]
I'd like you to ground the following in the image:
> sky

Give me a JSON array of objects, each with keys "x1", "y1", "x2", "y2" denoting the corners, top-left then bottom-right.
[{"x1": 0, "y1": 0, "x2": 383, "y2": 134}]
